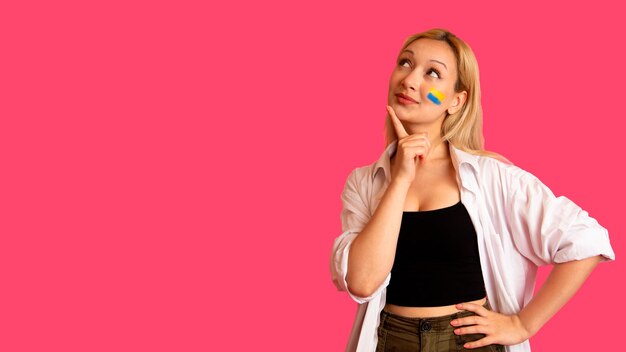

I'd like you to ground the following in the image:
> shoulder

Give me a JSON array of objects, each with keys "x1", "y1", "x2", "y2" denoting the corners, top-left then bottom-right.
[
  {"x1": 472, "y1": 154, "x2": 542, "y2": 191},
  {"x1": 476, "y1": 154, "x2": 521, "y2": 176},
  {"x1": 343, "y1": 162, "x2": 376, "y2": 191},
  {"x1": 345, "y1": 155, "x2": 381, "y2": 183}
]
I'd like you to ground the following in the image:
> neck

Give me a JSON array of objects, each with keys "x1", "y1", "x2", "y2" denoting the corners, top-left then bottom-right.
[
  {"x1": 405, "y1": 119, "x2": 448, "y2": 161},
  {"x1": 427, "y1": 138, "x2": 449, "y2": 162},
  {"x1": 391, "y1": 138, "x2": 449, "y2": 170}
]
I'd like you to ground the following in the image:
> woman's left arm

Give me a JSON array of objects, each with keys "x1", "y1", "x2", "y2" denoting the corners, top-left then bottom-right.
[
  {"x1": 516, "y1": 255, "x2": 602, "y2": 337},
  {"x1": 451, "y1": 165, "x2": 615, "y2": 349},
  {"x1": 451, "y1": 255, "x2": 602, "y2": 348}
]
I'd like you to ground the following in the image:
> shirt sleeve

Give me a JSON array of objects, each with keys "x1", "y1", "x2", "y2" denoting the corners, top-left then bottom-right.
[
  {"x1": 330, "y1": 168, "x2": 391, "y2": 304},
  {"x1": 504, "y1": 166, "x2": 616, "y2": 266}
]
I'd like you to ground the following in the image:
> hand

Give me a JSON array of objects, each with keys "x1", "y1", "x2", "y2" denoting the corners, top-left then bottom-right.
[
  {"x1": 450, "y1": 302, "x2": 531, "y2": 349},
  {"x1": 386, "y1": 105, "x2": 431, "y2": 185}
]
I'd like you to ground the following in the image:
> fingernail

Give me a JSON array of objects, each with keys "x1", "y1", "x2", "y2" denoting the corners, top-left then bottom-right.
[{"x1": 451, "y1": 320, "x2": 458, "y2": 325}]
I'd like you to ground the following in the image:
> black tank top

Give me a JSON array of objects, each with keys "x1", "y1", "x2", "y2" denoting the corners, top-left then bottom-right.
[{"x1": 385, "y1": 200, "x2": 487, "y2": 307}]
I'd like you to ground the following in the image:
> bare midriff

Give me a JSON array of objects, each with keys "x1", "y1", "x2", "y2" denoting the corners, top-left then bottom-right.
[{"x1": 383, "y1": 296, "x2": 487, "y2": 318}]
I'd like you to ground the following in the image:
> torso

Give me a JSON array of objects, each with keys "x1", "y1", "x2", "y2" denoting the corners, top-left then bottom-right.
[{"x1": 386, "y1": 149, "x2": 487, "y2": 317}]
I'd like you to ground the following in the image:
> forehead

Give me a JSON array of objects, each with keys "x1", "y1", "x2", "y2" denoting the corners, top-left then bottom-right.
[{"x1": 402, "y1": 38, "x2": 457, "y2": 68}]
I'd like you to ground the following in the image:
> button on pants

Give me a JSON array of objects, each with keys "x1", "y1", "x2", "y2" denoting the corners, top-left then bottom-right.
[{"x1": 375, "y1": 300, "x2": 505, "y2": 352}]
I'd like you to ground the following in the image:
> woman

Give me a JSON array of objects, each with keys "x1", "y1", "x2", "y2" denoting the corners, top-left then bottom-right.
[{"x1": 330, "y1": 28, "x2": 615, "y2": 352}]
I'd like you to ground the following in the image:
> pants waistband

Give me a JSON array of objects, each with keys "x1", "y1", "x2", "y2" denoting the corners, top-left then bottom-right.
[{"x1": 380, "y1": 300, "x2": 492, "y2": 334}]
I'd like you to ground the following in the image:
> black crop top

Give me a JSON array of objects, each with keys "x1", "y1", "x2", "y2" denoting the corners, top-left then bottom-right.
[{"x1": 385, "y1": 200, "x2": 487, "y2": 307}]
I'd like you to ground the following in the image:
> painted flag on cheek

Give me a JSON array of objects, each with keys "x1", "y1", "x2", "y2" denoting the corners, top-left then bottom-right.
[{"x1": 427, "y1": 88, "x2": 445, "y2": 105}]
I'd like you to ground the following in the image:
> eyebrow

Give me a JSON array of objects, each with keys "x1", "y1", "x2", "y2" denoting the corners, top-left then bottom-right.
[{"x1": 401, "y1": 49, "x2": 448, "y2": 71}]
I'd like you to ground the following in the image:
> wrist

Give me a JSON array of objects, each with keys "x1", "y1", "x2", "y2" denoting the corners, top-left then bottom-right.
[
  {"x1": 390, "y1": 177, "x2": 412, "y2": 188},
  {"x1": 511, "y1": 313, "x2": 534, "y2": 341}
]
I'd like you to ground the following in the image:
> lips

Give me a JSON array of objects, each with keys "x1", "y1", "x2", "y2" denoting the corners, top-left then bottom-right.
[{"x1": 395, "y1": 93, "x2": 418, "y2": 104}]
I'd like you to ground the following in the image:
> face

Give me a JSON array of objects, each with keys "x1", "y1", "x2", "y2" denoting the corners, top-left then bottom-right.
[{"x1": 388, "y1": 38, "x2": 467, "y2": 124}]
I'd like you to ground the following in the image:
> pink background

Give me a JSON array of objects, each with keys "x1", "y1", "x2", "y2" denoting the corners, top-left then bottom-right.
[{"x1": 1, "y1": 0, "x2": 623, "y2": 351}]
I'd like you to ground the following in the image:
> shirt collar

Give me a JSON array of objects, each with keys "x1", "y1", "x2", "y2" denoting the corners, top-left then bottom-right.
[{"x1": 372, "y1": 139, "x2": 480, "y2": 184}]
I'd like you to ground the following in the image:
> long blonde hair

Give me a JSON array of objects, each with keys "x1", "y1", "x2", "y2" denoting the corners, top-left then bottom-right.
[{"x1": 384, "y1": 28, "x2": 510, "y2": 163}]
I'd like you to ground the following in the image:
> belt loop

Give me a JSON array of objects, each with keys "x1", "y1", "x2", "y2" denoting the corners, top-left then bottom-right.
[{"x1": 380, "y1": 309, "x2": 388, "y2": 329}]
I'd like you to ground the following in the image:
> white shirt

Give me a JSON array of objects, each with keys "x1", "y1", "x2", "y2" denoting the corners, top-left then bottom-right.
[{"x1": 330, "y1": 139, "x2": 615, "y2": 352}]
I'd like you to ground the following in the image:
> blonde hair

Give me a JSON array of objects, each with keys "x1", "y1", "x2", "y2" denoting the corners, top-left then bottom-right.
[{"x1": 384, "y1": 28, "x2": 510, "y2": 163}]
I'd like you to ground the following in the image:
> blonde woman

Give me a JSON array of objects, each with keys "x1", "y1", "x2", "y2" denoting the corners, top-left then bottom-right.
[{"x1": 330, "y1": 28, "x2": 615, "y2": 352}]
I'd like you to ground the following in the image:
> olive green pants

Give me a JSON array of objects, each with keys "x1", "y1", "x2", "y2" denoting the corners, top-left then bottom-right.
[{"x1": 376, "y1": 300, "x2": 505, "y2": 352}]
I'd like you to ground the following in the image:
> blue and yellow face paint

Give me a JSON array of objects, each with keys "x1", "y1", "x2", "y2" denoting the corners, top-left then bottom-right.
[{"x1": 427, "y1": 88, "x2": 445, "y2": 105}]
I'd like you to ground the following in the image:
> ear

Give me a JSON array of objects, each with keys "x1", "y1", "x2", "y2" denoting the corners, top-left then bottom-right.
[{"x1": 447, "y1": 91, "x2": 467, "y2": 115}]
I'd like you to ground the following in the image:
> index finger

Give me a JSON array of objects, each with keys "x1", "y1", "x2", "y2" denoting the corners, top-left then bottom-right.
[
  {"x1": 455, "y1": 303, "x2": 490, "y2": 317},
  {"x1": 387, "y1": 105, "x2": 408, "y2": 139}
]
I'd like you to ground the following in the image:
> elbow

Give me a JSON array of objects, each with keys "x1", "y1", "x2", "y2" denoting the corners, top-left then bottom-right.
[
  {"x1": 347, "y1": 283, "x2": 374, "y2": 299},
  {"x1": 346, "y1": 273, "x2": 377, "y2": 298}
]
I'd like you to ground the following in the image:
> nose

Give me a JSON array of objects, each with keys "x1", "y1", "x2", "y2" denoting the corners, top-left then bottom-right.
[{"x1": 401, "y1": 70, "x2": 422, "y2": 92}]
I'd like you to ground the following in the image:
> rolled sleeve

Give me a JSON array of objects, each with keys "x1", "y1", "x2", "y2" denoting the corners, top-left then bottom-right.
[
  {"x1": 330, "y1": 168, "x2": 388, "y2": 304},
  {"x1": 505, "y1": 167, "x2": 616, "y2": 266},
  {"x1": 552, "y1": 207, "x2": 615, "y2": 263}
]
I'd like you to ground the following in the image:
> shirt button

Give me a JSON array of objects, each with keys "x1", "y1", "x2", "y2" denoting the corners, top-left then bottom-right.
[{"x1": 421, "y1": 321, "x2": 432, "y2": 332}]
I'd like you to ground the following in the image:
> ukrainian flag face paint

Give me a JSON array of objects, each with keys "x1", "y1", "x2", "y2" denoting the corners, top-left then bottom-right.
[{"x1": 427, "y1": 88, "x2": 445, "y2": 105}]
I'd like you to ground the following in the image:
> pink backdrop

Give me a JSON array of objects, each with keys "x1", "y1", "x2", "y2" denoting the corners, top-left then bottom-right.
[{"x1": 1, "y1": 0, "x2": 623, "y2": 351}]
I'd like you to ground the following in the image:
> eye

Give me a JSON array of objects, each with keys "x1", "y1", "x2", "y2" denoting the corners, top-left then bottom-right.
[
  {"x1": 398, "y1": 58, "x2": 411, "y2": 67},
  {"x1": 427, "y1": 68, "x2": 441, "y2": 79}
]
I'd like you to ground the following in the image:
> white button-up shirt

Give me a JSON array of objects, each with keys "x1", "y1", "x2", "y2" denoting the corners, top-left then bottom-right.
[{"x1": 330, "y1": 139, "x2": 615, "y2": 352}]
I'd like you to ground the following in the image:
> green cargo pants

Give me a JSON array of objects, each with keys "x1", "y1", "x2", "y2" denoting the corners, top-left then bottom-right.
[{"x1": 376, "y1": 300, "x2": 505, "y2": 352}]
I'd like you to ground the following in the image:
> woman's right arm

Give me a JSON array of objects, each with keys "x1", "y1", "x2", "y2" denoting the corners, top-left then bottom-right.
[
  {"x1": 329, "y1": 167, "x2": 411, "y2": 304},
  {"x1": 346, "y1": 178, "x2": 411, "y2": 298},
  {"x1": 331, "y1": 105, "x2": 430, "y2": 301}
]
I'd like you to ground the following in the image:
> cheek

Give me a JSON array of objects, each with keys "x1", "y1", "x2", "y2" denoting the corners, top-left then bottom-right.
[
  {"x1": 390, "y1": 73, "x2": 403, "y2": 87},
  {"x1": 425, "y1": 87, "x2": 446, "y2": 106}
]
